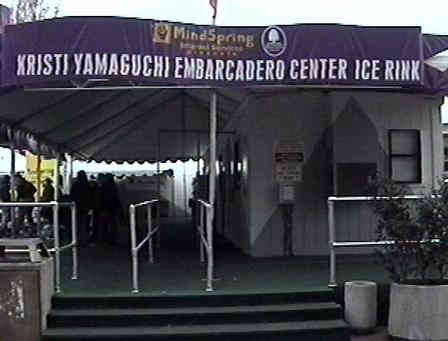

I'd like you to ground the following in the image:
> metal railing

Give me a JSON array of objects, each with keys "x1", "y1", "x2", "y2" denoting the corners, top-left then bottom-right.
[
  {"x1": 0, "y1": 201, "x2": 78, "y2": 293},
  {"x1": 129, "y1": 199, "x2": 159, "y2": 293},
  {"x1": 327, "y1": 195, "x2": 426, "y2": 287},
  {"x1": 196, "y1": 199, "x2": 215, "y2": 292}
]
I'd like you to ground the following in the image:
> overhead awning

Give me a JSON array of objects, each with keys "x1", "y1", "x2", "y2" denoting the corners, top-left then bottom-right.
[
  {"x1": 0, "y1": 17, "x2": 447, "y2": 162},
  {"x1": 0, "y1": 87, "x2": 245, "y2": 162}
]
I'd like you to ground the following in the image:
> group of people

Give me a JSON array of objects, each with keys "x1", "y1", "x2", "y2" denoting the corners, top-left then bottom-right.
[
  {"x1": 0, "y1": 171, "x2": 123, "y2": 247},
  {"x1": 0, "y1": 173, "x2": 38, "y2": 229},
  {"x1": 71, "y1": 171, "x2": 123, "y2": 246}
]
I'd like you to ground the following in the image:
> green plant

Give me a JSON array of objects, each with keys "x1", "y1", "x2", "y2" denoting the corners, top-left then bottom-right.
[{"x1": 370, "y1": 177, "x2": 448, "y2": 284}]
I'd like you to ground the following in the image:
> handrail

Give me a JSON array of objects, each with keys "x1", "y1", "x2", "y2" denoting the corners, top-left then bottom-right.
[
  {"x1": 0, "y1": 201, "x2": 78, "y2": 293},
  {"x1": 129, "y1": 199, "x2": 159, "y2": 293},
  {"x1": 327, "y1": 195, "x2": 424, "y2": 287},
  {"x1": 327, "y1": 195, "x2": 424, "y2": 201},
  {"x1": 195, "y1": 199, "x2": 214, "y2": 292}
]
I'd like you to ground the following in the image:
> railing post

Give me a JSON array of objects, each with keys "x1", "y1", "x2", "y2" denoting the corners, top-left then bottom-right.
[
  {"x1": 147, "y1": 204, "x2": 153, "y2": 264},
  {"x1": 130, "y1": 205, "x2": 139, "y2": 293},
  {"x1": 199, "y1": 204, "x2": 204, "y2": 262},
  {"x1": 328, "y1": 199, "x2": 337, "y2": 287},
  {"x1": 206, "y1": 205, "x2": 214, "y2": 292},
  {"x1": 52, "y1": 201, "x2": 61, "y2": 293},
  {"x1": 71, "y1": 203, "x2": 78, "y2": 280}
]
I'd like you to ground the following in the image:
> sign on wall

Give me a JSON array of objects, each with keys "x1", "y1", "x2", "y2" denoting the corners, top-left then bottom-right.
[
  {"x1": 274, "y1": 139, "x2": 304, "y2": 183},
  {"x1": 1, "y1": 18, "x2": 423, "y2": 88}
]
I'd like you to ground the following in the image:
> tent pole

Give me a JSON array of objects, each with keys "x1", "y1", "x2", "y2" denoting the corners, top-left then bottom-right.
[
  {"x1": 206, "y1": 90, "x2": 217, "y2": 292},
  {"x1": 67, "y1": 153, "x2": 73, "y2": 194},
  {"x1": 54, "y1": 154, "x2": 60, "y2": 202}
]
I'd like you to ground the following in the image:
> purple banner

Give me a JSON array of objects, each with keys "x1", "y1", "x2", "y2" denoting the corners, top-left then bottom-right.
[{"x1": 1, "y1": 17, "x2": 424, "y2": 87}]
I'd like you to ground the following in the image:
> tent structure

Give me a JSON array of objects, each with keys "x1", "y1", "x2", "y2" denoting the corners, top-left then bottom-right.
[
  {"x1": 0, "y1": 87, "x2": 244, "y2": 162},
  {"x1": 0, "y1": 15, "x2": 448, "y2": 294},
  {"x1": 0, "y1": 17, "x2": 447, "y2": 162}
]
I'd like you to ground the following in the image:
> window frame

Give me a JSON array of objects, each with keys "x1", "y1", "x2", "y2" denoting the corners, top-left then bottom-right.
[{"x1": 388, "y1": 129, "x2": 421, "y2": 184}]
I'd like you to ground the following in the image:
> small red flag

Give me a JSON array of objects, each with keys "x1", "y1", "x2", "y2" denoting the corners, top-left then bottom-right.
[{"x1": 209, "y1": 0, "x2": 218, "y2": 20}]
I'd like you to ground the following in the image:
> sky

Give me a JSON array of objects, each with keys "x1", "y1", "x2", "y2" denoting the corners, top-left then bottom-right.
[
  {"x1": 57, "y1": 0, "x2": 448, "y2": 35},
  {"x1": 0, "y1": 0, "x2": 448, "y2": 171}
]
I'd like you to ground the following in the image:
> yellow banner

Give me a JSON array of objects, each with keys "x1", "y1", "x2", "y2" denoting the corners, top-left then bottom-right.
[{"x1": 25, "y1": 152, "x2": 57, "y2": 192}]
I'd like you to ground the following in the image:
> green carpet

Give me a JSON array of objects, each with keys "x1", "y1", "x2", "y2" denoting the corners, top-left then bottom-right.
[{"x1": 57, "y1": 218, "x2": 390, "y2": 297}]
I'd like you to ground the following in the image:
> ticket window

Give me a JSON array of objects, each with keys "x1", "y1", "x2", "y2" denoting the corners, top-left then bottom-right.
[{"x1": 336, "y1": 163, "x2": 377, "y2": 196}]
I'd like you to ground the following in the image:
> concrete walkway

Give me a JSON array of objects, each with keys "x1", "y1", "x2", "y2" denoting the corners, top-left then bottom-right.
[{"x1": 351, "y1": 328, "x2": 390, "y2": 340}]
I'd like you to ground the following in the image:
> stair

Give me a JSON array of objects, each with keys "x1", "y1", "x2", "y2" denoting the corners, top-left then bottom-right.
[{"x1": 41, "y1": 290, "x2": 350, "y2": 340}]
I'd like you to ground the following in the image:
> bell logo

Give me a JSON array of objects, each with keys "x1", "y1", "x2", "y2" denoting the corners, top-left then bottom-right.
[
  {"x1": 153, "y1": 22, "x2": 172, "y2": 44},
  {"x1": 261, "y1": 25, "x2": 287, "y2": 57}
]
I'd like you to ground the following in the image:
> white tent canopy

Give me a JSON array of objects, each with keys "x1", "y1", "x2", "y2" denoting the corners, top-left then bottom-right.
[{"x1": 0, "y1": 87, "x2": 247, "y2": 162}]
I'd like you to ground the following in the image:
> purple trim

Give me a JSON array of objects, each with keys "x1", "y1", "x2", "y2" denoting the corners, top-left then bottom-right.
[{"x1": 0, "y1": 18, "x2": 424, "y2": 88}]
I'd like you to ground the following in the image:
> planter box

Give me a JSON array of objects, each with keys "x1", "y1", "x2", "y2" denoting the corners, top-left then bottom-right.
[
  {"x1": 389, "y1": 282, "x2": 448, "y2": 340},
  {"x1": 0, "y1": 257, "x2": 54, "y2": 340}
]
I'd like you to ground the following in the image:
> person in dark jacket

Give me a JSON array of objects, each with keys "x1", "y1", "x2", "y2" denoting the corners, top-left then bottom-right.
[
  {"x1": 15, "y1": 174, "x2": 36, "y2": 226},
  {"x1": 98, "y1": 173, "x2": 122, "y2": 245},
  {"x1": 70, "y1": 170, "x2": 92, "y2": 246},
  {"x1": 41, "y1": 178, "x2": 63, "y2": 223},
  {"x1": 0, "y1": 175, "x2": 11, "y2": 229}
]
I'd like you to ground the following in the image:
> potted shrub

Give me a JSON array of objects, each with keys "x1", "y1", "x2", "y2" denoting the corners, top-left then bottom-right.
[{"x1": 370, "y1": 177, "x2": 448, "y2": 341}]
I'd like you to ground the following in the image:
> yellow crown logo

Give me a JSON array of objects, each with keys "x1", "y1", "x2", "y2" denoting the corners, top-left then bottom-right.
[{"x1": 153, "y1": 22, "x2": 172, "y2": 44}]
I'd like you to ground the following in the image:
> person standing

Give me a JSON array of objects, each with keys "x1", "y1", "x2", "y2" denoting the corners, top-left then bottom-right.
[
  {"x1": 15, "y1": 173, "x2": 36, "y2": 226},
  {"x1": 70, "y1": 170, "x2": 92, "y2": 246},
  {"x1": 98, "y1": 173, "x2": 122, "y2": 245},
  {"x1": 0, "y1": 175, "x2": 11, "y2": 230},
  {"x1": 41, "y1": 178, "x2": 63, "y2": 223}
]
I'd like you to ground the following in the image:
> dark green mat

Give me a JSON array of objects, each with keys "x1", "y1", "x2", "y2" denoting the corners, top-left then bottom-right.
[{"x1": 57, "y1": 218, "x2": 390, "y2": 297}]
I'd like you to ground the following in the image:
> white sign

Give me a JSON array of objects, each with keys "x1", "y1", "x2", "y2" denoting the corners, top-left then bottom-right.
[{"x1": 274, "y1": 139, "x2": 304, "y2": 183}]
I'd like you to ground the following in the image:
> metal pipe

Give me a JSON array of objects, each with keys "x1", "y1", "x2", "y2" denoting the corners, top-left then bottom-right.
[
  {"x1": 53, "y1": 201, "x2": 61, "y2": 293},
  {"x1": 183, "y1": 162, "x2": 187, "y2": 216},
  {"x1": 205, "y1": 90, "x2": 217, "y2": 292},
  {"x1": 36, "y1": 149, "x2": 42, "y2": 201},
  {"x1": 206, "y1": 205, "x2": 214, "y2": 292},
  {"x1": 67, "y1": 153, "x2": 73, "y2": 195},
  {"x1": 54, "y1": 155, "x2": 60, "y2": 202},
  {"x1": 133, "y1": 200, "x2": 155, "y2": 208},
  {"x1": 9, "y1": 143, "x2": 16, "y2": 235},
  {"x1": 327, "y1": 195, "x2": 423, "y2": 201},
  {"x1": 171, "y1": 177, "x2": 175, "y2": 217},
  {"x1": 328, "y1": 200, "x2": 336, "y2": 288},
  {"x1": 53, "y1": 153, "x2": 61, "y2": 292},
  {"x1": 148, "y1": 205, "x2": 153, "y2": 264},
  {"x1": 71, "y1": 204, "x2": 78, "y2": 280},
  {"x1": 327, "y1": 195, "x2": 429, "y2": 288},
  {"x1": 130, "y1": 205, "x2": 139, "y2": 293},
  {"x1": 199, "y1": 204, "x2": 204, "y2": 262},
  {"x1": 36, "y1": 148, "x2": 42, "y2": 236},
  {"x1": 0, "y1": 202, "x2": 74, "y2": 207},
  {"x1": 157, "y1": 131, "x2": 161, "y2": 247}
]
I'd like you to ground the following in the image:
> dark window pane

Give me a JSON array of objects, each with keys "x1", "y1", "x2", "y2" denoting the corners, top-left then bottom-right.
[
  {"x1": 391, "y1": 157, "x2": 419, "y2": 182},
  {"x1": 390, "y1": 130, "x2": 419, "y2": 155}
]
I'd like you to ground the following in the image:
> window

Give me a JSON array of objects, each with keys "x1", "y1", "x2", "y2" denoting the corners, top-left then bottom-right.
[
  {"x1": 336, "y1": 163, "x2": 377, "y2": 196},
  {"x1": 389, "y1": 130, "x2": 421, "y2": 183},
  {"x1": 443, "y1": 134, "x2": 448, "y2": 173}
]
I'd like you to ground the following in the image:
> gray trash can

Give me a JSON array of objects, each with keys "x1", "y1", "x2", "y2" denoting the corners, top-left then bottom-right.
[{"x1": 344, "y1": 280, "x2": 377, "y2": 332}]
